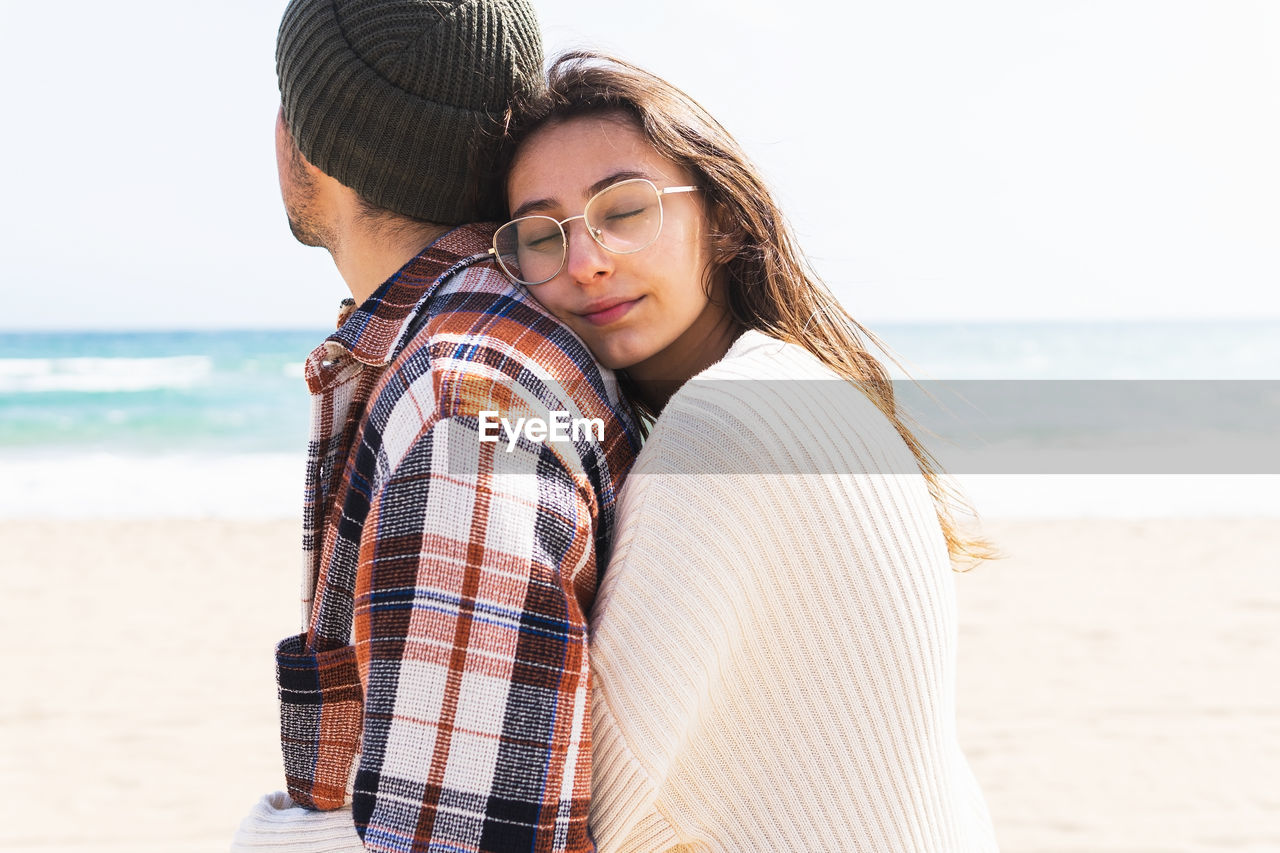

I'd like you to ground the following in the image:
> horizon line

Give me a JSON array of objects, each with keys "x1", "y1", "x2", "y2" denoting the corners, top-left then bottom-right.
[{"x1": 5, "y1": 316, "x2": 1280, "y2": 335}]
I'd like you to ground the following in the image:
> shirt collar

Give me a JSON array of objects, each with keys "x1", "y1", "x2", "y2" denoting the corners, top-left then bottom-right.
[{"x1": 327, "y1": 222, "x2": 498, "y2": 368}]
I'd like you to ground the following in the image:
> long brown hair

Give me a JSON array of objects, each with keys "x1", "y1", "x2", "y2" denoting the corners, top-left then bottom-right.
[{"x1": 496, "y1": 51, "x2": 990, "y2": 566}]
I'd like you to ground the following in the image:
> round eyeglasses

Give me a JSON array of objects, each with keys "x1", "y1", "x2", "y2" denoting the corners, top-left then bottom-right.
[{"x1": 490, "y1": 178, "x2": 699, "y2": 286}]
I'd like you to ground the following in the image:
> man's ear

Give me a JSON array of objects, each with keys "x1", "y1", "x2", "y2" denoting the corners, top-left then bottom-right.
[{"x1": 277, "y1": 106, "x2": 323, "y2": 179}]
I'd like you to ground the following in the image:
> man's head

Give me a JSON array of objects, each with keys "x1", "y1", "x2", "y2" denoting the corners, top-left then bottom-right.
[{"x1": 275, "y1": 0, "x2": 543, "y2": 234}]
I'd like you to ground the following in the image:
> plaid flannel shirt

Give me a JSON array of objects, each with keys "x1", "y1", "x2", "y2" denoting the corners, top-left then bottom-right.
[{"x1": 276, "y1": 223, "x2": 638, "y2": 852}]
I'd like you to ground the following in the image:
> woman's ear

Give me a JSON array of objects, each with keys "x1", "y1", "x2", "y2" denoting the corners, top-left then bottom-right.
[
  {"x1": 706, "y1": 200, "x2": 743, "y2": 267},
  {"x1": 700, "y1": 199, "x2": 740, "y2": 303}
]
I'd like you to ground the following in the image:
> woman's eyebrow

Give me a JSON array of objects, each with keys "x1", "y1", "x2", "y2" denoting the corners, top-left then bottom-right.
[
  {"x1": 587, "y1": 169, "x2": 651, "y2": 197},
  {"x1": 510, "y1": 170, "x2": 654, "y2": 219},
  {"x1": 510, "y1": 196, "x2": 555, "y2": 219}
]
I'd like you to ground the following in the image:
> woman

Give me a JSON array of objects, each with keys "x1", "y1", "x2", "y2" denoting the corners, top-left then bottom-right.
[{"x1": 493, "y1": 52, "x2": 998, "y2": 852}]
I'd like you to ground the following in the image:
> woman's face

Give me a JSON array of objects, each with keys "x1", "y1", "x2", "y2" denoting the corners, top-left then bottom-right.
[{"x1": 505, "y1": 113, "x2": 730, "y2": 380}]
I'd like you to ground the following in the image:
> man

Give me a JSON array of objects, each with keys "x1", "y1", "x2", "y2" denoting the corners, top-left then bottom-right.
[{"x1": 231, "y1": 1, "x2": 638, "y2": 850}]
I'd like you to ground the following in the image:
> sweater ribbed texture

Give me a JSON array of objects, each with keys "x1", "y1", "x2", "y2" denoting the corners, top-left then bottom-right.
[
  {"x1": 589, "y1": 331, "x2": 999, "y2": 852},
  {"x1": 231, "y1": 792, "x2": 365, "y2": 852}
]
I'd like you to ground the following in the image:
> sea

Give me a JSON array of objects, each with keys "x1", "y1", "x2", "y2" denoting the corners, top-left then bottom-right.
[{"x1": 2, "y1": 321, "x2": 1278, "y2": 519}]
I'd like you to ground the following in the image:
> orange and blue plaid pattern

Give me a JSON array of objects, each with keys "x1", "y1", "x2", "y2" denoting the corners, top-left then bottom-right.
[{"x1": 277, "y1": 223, "x2": 638, "y2": 852}]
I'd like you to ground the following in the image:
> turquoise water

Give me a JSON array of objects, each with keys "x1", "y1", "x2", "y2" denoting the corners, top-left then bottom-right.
[
  {"x1": 871, "y1": 319, "x2": 1280, "y2": 381},
  {"x1": 3, "y1": 321, "x2": 1279, "y2": 456},
  {"x1": 1, "y1": 321, "x2": 1277, "y2": 518},
  {"x1": 0, "y1": 330, "x2": 317, "y2": 454}
]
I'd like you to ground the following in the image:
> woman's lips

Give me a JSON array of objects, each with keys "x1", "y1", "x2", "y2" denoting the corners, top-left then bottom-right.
[{"x1": 579, "y1": 296, "x2": 641, "y2": 327}]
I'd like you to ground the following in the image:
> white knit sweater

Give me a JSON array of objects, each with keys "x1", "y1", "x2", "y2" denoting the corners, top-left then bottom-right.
[{"x1": 589, "y1": 331, "x2": 998, "y2": 852}]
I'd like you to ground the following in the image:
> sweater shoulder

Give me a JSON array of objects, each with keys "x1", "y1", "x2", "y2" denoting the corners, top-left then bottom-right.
[{"x1": 636, "y1": 331, "x2": 916, "y2": 477}]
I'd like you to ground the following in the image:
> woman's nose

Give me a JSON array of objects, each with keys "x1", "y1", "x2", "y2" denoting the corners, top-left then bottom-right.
[{"x1": 563, "y1": 218, "x2": 613, "y2": 284}]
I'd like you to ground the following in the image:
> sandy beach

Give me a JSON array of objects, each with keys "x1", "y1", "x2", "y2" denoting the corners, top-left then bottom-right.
[{"x1": 3, "y1": 516, "x2": 1278, "y2": 852}]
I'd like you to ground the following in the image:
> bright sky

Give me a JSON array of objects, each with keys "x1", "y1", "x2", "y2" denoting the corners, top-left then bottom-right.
[{"x1": 4, "y1": 1, "x2": 1277, "y2": 330}]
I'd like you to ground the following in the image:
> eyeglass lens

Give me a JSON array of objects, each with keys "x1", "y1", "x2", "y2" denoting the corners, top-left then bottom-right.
[{"x1": 493, "y1": 180, "x2": 664, "y2": 285}]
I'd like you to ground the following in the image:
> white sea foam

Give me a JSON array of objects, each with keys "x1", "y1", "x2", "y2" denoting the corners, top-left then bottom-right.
[
  {"x1": 0, "y1": 452, "x2": 302, "y2": 519},
  {"x1": 0, "y1": 450, "x2": 1275, "y2": 520},
  {"x1": 0, "y1": 356, "x2": 214, "y2": 393},
  {"x1": 952, "y1": 474, "x2": 1280, "y2": 519}
]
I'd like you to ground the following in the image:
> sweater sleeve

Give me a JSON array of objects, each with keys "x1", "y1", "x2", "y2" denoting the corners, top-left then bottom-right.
[
  {"x1": 587, "y1": 399, "x2": 785, "y2": 852},
  {"x1": 588, "y1": 358, "x2": 997, "y2": 852},
  {"x1": 350, "y1": 415, "x2": 597, "y2": 853}
]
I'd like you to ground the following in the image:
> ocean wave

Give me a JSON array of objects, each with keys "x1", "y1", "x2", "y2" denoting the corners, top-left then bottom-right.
[
  {"x1": 0, "y1": 450, "x2": 1273, "y2": 519},
  {"x1": 0, "y1": 356, "x2": 214, "y2": 394},
  {"x1": 0, "y1": 451, "x2": 303, "y2": 518}
]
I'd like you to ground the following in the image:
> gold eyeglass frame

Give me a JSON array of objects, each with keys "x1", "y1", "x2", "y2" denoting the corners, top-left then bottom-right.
[{"x1": 489, "y1": 178, "x2": 699, "y2": 285}]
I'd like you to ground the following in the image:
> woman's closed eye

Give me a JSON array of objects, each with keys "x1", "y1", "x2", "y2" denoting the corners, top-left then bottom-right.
[
  {"x1": 522, "y1": 229, "x2": 562, "y2": 252},
  {"x1": 603, "y1": 205, "x2": 648, "y2": 223}
]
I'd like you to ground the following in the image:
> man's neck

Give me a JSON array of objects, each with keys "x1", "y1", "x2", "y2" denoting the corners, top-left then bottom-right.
[{"x1": 331, "y1": 218, "x2": 453, "y2": 306}]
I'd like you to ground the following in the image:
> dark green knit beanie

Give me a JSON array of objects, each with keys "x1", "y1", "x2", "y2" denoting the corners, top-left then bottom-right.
[{"x1": 276, "y1": 0, "x2": 543, "y2": 224}]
